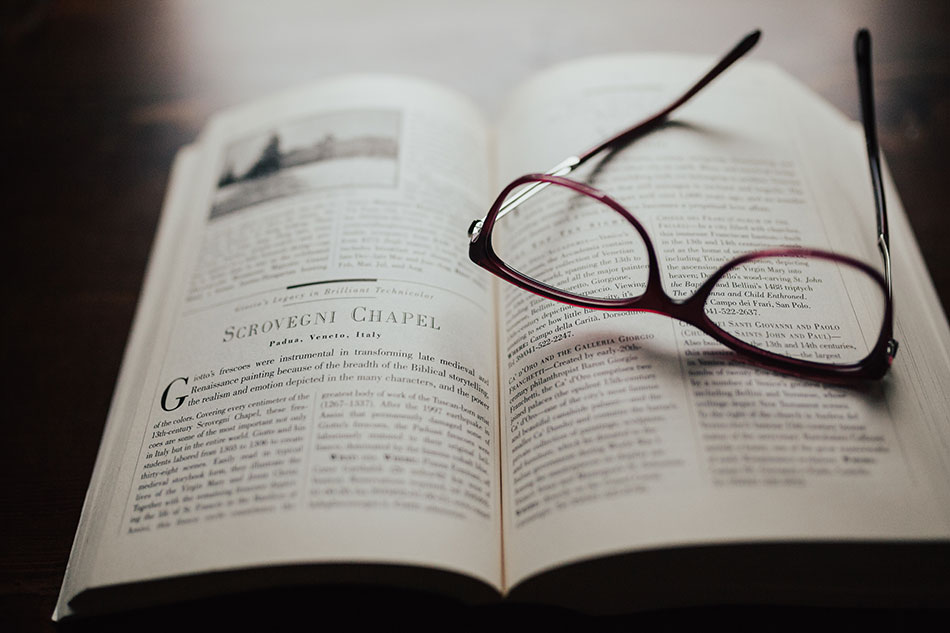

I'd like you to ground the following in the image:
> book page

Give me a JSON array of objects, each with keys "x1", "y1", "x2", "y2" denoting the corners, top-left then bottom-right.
[
  {"x1": 57, "y1": 76, "x2": 501, "y2": 617},
  {"x1": 492, "y1": 56, "x2": 950, "y2": 590}
]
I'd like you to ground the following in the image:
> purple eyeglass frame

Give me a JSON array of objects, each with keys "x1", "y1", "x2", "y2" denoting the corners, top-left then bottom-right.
[{"x1": 468, "y1": 30, "x2": 897, "y2": 381}]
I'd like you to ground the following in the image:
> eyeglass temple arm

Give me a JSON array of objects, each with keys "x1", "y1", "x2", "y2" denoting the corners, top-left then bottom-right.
[
  {"x1": 468, "y1": 30, "x2": 761, "y2": 239},
  {"x1": 575, "y1": 29, "x2": 761, "y2": 165},
  {"x1": 855, "y1": 29, "x2": 892, "y2": 301}
]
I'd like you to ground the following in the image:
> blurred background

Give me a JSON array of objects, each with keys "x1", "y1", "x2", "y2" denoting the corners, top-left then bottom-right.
[{"x1": 2, "y1": 1, "x2": 948, "y2": 630}]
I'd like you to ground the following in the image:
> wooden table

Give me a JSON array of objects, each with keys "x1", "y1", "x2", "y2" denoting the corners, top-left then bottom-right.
[{"x1": 3, "y1": 1, "x2": 948, "y2": 629}]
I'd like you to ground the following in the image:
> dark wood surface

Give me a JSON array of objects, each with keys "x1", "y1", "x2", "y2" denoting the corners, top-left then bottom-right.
[{"x1": 2, "y1": 1, "x2": 948, "y2": 630}]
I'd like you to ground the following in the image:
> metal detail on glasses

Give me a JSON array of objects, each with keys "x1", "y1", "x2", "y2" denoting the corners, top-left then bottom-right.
[{"x1": 468, "y1": 30, "x2": 897, "y2": 380}]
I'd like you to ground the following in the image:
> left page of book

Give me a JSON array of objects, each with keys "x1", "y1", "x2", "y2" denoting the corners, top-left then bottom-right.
[{"x1": 55, "y1": 76, "x2": 501, "y2": 619}]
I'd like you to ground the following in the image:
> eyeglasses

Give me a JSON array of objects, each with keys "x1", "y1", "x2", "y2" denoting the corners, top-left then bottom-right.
[{"x1": 468, "y1": 30, "x2": 897, "y2": 381}]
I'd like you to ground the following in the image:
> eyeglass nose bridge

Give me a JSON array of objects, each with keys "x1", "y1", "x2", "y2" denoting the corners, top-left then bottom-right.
[{"x1": 610, "y1": 275, "x2": 718, "y2": 333}]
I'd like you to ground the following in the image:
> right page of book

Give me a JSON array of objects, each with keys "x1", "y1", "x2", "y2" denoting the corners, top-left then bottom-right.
[{"x1": 492, "y1": 54, "x2": 950, "y2": 590}]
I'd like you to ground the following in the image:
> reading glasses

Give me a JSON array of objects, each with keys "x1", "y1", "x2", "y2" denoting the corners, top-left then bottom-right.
[{"x1": 468, "y1": 30, "x2": 897, "y2": 380}]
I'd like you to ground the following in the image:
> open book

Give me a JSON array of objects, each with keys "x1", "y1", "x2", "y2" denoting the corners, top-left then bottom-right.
[{"x1": 55, "y1": 52, "x2": 950, "y2": 619}]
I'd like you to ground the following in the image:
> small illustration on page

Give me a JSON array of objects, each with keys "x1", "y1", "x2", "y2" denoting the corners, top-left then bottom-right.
[{"x1": 211, "y1": 109, "x2": 401, "y2": 219}]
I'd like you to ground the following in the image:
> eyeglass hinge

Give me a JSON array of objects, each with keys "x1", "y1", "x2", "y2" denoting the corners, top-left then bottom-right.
[
  {"x1": 886, "y1": 339, "x2": 898, "y2": 360},
  {"x1": 468, "y1": 219, "x2": 483, "y2": 241}
]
